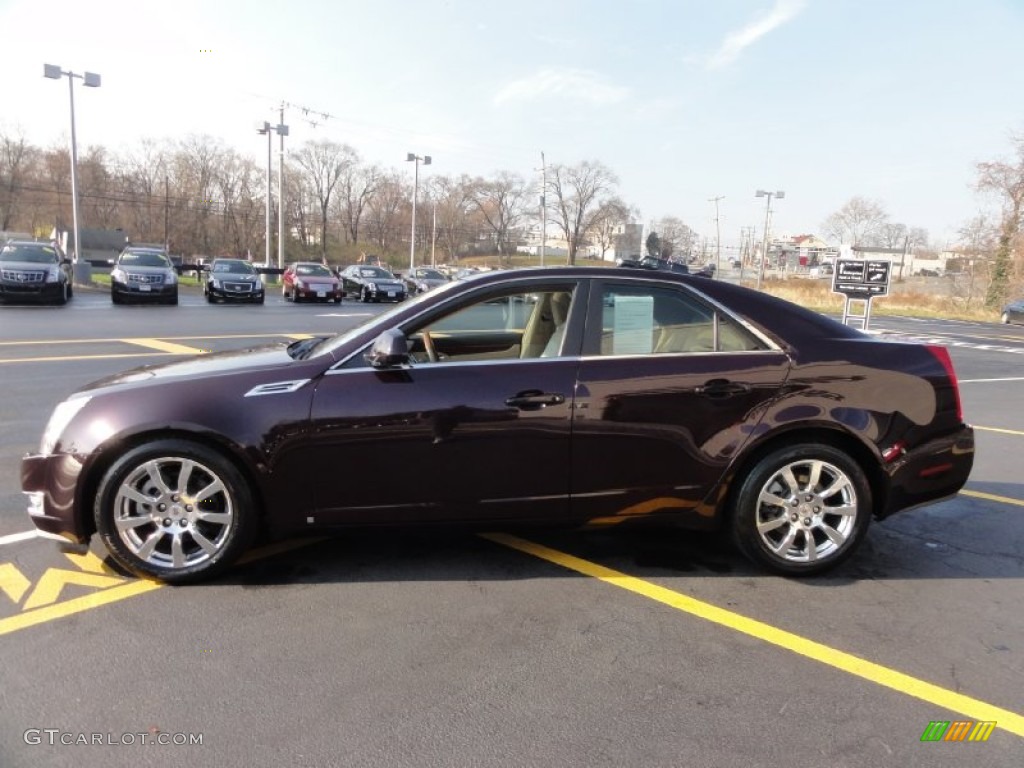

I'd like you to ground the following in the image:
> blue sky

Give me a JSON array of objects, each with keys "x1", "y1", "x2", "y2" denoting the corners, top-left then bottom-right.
[{"x1": 3, "y1": 0, "x2": 1023, "y2": 247}]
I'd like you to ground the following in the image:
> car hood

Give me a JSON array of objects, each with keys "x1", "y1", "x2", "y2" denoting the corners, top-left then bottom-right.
[
  {"x1": 212, "y1": 271, "x2": 259, "y2": 280},
  {"x1": 78, "y1": 342, "x2": 315, "y2": 395},
  {"x1": 0, "y1": 260, "x2": 59, "y2": 271}
]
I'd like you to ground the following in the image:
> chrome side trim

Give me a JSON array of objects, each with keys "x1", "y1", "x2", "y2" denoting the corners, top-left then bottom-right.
[{"x1": 243, "y1": 379, "x2": 311, "y2": 397}]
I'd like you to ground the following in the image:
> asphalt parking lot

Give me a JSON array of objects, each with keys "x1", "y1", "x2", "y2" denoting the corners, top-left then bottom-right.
[{"x1": 0, "y1": 287, "x2": 1022, "y2": 768}]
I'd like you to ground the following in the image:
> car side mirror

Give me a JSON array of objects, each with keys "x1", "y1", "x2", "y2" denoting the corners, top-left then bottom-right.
[{"x1": 366, "y1": 329, "x2": 410, "y2": 368}]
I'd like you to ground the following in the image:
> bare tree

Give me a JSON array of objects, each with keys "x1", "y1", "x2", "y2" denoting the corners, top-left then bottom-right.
[
  {"x1": 657, "y1": 216, "x2": 697, "y2": 260},
  {"x1": 293, "y1": 139, "x2": 356, "y2": 257},
  {"x1": 547, "y1": 160, "x2": 620, "y2": 264},
  {"x1": 975, "y1": 135, "x2": 1024, "y2": 307},
  {"x1": 365, "y1": 172, "x2": 408, "y2": 254},
  {"x1": 470, "y1": 171, "x2": 527, "y2": 263},
  {"x1": 822, "y1": 197, "x2": 889, "y2": 245},
  {"x1": 428, "y1": 174, "x2": 476, "y2": 263},
  {"x1": 0, "y1": 128, "x2": 34, "y2": 230},
  {"x1": 587, "y1": 198, "x2": 631, "y2": 260},
  {"x1": 336, "y1": 160, "x2": 379, "y2": 245}
]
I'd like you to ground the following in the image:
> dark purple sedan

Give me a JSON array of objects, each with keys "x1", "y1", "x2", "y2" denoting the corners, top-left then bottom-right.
[{"x1": 21, "y1": 267, "x2": 974, "y2": 583}]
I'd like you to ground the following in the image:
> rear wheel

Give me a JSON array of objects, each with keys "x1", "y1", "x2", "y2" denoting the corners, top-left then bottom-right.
[
  {"x1": 94, "y1": 439, "x2": 258, "y2": 583},
  {"x1": 730, "y1": 444, "x2": 871, "y2": 576}
]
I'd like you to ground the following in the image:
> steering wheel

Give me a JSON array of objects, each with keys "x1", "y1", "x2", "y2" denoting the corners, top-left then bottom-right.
[{"x1": 421, "y1": 330, "x2": 439, "y2": 363}]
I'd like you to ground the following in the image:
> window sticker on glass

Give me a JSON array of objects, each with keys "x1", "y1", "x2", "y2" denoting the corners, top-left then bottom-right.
[{"x1": 613, "y1": 295, "x2": 654, "y2": 355}]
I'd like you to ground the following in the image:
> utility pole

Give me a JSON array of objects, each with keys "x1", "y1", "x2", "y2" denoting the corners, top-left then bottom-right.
[
  {"x1": 163, "y1": 173, "x2": 169, "y2": 252},
  {"x1": 431, "y1": 201, "x2": 437, "y2": 267},
  {"x1": 535, "y1": 151, "x2": 547, "y2": 267},
  {"x1": 708, "y1": 195, "x2": 724, "y2": 276},
  {"x1": 277, "y1": 104, "x2": 290, "y2": 270}
]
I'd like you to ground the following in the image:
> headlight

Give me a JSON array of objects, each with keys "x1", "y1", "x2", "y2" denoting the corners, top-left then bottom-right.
[
  {"x1": 40, "y1": 396, "x2": 91, "y2": 455},
  {"x1": 211, "y1": 278, "x2": 222, "y2": 289},
  {"x1": 111, "y1": 268, "x2": 126, "y2": 282},
  {"x1": 295, "y1": 279, "x2": 306, "y2": 289},
  {"x1": 166, "y1": 272, "x2": 178, "y2": 285},
  {"x1": 368, "y1": 283, "x2": 377, "y2": 292},
  {"x1": 46, "y1": 269, "x2": 60, "y2": 283}
]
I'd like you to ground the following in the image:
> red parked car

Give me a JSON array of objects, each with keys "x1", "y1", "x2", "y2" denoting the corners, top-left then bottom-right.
[{"x1": 282, "y1": 262, "x2": 342, "y2": 303}]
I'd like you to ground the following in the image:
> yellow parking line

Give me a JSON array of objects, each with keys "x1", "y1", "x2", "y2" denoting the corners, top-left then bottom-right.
[
  {"x1": 0, "y1": 333, "x2": 321, "y2": 347},
  {"x1": 974, "y1": 426, "x2": 1024, "y2": 437},
  {"x1": 0, "y1": 353, "x2": 163, "y2": 364},
  {"x1": 961, "y1": 489, "x2": 1024, "y2": 508},
  {"x1": 481, "y1": 532, "x2": 1024, "y2": 739},
  {"x1": 119, "y1": 338, "x2": 208, "y2": 355}
]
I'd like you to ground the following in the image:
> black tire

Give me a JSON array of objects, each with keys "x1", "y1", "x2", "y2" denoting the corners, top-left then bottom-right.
[
  {"x1": 94, "y1": 439, "x2": 258, "y2": 583},
  {"x1": 730, "y1": 443, "x2": 871, "y2": 576},
  {"x1": 333, "y1": 295, "x2": 342, "y2": 304},
  {"x1": 255, "y1": 294, "x2": 265, "y2": 305},
  {"x1": 167, "y1": 291, "x2": 178, "y2": 306},
  {"x1": 1001, "y1": 312, "x2": 1010, "y2": 325},
  {"x1": 55, "y1": 282, "x2": 69, "y2": 306},
  {"x1": 360, "y1": 286, "x2": 370, "y2": 303},
  {"x1": 111, "y1": 291, "x2": 122, "y2": 305},
  {"x1": 206, "y1": 292, "x2": 215, "y2": 304},
  {"x1": 67, "y1": 282, "x2": 74, "y2": 299}
]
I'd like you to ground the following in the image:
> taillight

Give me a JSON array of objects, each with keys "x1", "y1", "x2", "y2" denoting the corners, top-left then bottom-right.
[{"x1": 926, "y1": 345, "x2": 963, "y2": 423}]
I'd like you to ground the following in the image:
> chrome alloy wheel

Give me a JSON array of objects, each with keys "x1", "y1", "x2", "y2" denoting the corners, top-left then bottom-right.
[
  {"x1": 753, "y1": 459, "x2": 858, "y2": 564},
  {"x1": 112, "y1": 457, "x2": 235, "y2": 570}
]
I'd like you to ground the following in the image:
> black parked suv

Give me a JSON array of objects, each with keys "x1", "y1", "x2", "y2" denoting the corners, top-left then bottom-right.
[
  {"x1": 111, "y1": 247, "x2": 178, "y2": 305},
  {"x1": 204, "y1": 258, "x2": 265, "y2": 304},
  {"x1": 0, "y1": 240, "x2": 73, "y2": 305}
]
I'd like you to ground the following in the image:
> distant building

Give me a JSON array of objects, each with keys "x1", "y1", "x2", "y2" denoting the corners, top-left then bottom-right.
[{"x1": 51, "y1": 226, "x2": 130, "y2": 265}]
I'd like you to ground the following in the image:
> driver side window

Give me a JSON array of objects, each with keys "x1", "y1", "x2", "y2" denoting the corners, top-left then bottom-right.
[{"x1": 406, "y1": 288, "x2": 577, "y2": 364}]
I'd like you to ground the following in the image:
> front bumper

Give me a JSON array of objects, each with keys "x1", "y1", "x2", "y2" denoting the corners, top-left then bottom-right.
[
  {"x1": 0, "y1": 280, "x2": 64, "y2": 301},
  {"x1": 21, "y1": 451, "x2": 90, "y2": 544},
  {"x1": 112, "y1": 280, "x2": 177, "y2": 301},
  {"x1": 880, "y1": 425, "x2": 975, "y2": 519},
  {"x1": 368, "y1": 286, "x2": 406, "y2": 302},
  {"x1": 210, "y1": 284, "x2": 264, "y2": 301}
]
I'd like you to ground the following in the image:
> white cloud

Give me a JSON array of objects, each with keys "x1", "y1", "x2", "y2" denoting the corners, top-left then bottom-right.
[
  {"x1": 707, "y1": 0, "x2": 807, "y2": 70},
  {"x1": 493, "y1": 68, "x2": 628, "y2": 107}
]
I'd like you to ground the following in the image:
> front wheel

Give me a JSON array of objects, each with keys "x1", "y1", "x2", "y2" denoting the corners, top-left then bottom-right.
[
  {"x1": 1001, "y1": 312, "x2": 1010, "y2": 324},
  {"x1": 730, "y1": 444, "x2": 871, "y2": 576},
  {"x1": 94, "y1": 439, "x2": 258, "y2": 583}
]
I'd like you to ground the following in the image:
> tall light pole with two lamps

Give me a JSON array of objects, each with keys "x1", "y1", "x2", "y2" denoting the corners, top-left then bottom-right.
[
  {"x1": 43, "y1": 63, "x2": 100, "y2": 278},
  {"x1": 256, "y1": 120, "x2": 289, "y2": 270},
  {"x1": 406, "y1": 153, "x2": 431, "y2": 271},
  {"x1": 755, "y1": 189, "x2": 784, "y2": 290}
]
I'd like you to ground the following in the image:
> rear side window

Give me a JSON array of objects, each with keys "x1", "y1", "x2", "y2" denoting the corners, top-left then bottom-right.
[{"x1": 590, "y1": 283, "x2": 765, "y2": 356}]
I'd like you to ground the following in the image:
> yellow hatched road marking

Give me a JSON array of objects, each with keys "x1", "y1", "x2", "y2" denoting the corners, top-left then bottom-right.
[
  {"x1": 482, "y1": 532, "x2": 1024, "y2": 739},
  {"x1": 21, "y1": 569, "x2": 126, "y2": 610},
  {"x1": 0, "y1": 563, "x2": 32, "y2": 603},
  {"x1": 119, "y1": 338, "x2": 208, "y2": 355},
  {"x1": 0, "y1": 352, "x2": 162, "y2": 364}
]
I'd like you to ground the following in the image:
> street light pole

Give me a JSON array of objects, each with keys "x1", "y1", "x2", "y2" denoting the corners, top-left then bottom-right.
[
  {"x1": 406, "y1": 153, "x2": 431, "y2": 271},
  {"x1": 43, "y1": 64, "x2": 100, "y2": 267},
  {"x1": 256, "y1": 122, "x2": 273, "y2": 267},
  {"x1": 755, "y1": 189, "x2": 785, "y2": 290},
  {"x1": 276, "y1": 108, "x2": 289, "y2": 271},
  {"x1": 536, "y1": 151, "x2": 547, "y2": 267},
  {"x1": 708, "y1": 195, "x2": 724, "y2": 277}
]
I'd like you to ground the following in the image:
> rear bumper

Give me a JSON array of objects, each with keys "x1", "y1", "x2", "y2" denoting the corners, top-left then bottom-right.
[
  {"x1": 879, "y1": 425, "x2": 975, "y2": 519},
  {"x1": 296, "y1": 285, "x2": 342, "y2": 301},
  {"x1": 21, "y1": 451, "x2": 89, "y2": 544}
]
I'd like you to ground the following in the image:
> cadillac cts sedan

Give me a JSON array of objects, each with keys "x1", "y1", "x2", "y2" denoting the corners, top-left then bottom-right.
[
  {"x1": 0, "y1": 240, "x2": 73, "y2": 305},
  {"x1": 22, "y1": 268, "x2": 974, "y2": 583},
  {"x1": 204, "y1": 258, "x2": 265, "y2": 304},
  {"x1": 282, "y1": 262, "x2": 343, "y2": 303}
]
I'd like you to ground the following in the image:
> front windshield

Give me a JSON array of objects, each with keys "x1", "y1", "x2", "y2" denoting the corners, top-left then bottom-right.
[
  {"x1": 359, "y1": 267, "x2": 392, "y2": 278},
  {"x1": 214, "y1": 260, "x2": 255, "y2": 274},
  {"x1": 415, "y1": 269, "x2": 445, "y2": 280},
  {"x1": 120, "y1": 251, "x2": 171, "y2": 268},
  {"x1": 296, "y1": 264, "x2": 332, "y2": 277},
  {"x1": 0, "y1": 245, "x2": 59, "y2": 263}
]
